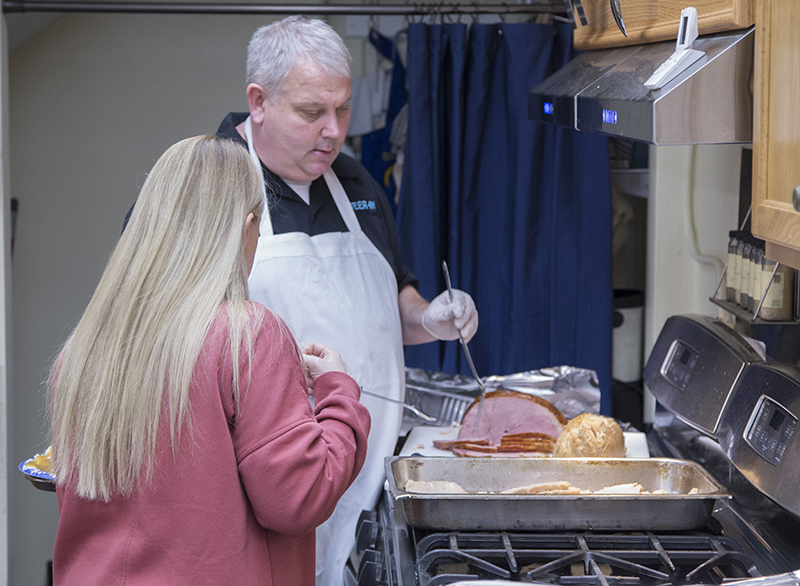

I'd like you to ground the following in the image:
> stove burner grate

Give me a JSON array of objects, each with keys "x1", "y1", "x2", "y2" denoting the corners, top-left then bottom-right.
[{"x1": 415, "y1": 532, "x2": 761, "y2": 586}]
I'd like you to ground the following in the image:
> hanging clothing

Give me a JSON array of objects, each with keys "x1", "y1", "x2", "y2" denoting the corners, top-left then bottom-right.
[
  {"x1": 360, "y1": 29, "x2": 409, "y2": 214},
  {"x1": 242, "y1": 117, "x2": 407, "y2": 586},
  {"x1": 348, "y1": 70, "x2": 392, "y2": 137},
  {"x1": 397, "y1": 22, "x2": 614, "y2": 414}
]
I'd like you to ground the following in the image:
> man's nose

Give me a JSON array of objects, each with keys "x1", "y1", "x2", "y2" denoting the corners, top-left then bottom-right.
[{"x1": 320, "y1": 112, "x2": 344, "y2": 139}]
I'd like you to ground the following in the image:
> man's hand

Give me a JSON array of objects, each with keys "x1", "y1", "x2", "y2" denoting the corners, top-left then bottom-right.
[{"x1": 421, "y1": 289, "x2": 478, "y2": 342}]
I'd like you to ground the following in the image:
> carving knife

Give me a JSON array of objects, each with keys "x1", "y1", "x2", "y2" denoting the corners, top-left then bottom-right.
[
  {"x1": 610, "y1": 0, "x2": 627, "y2": 37},
  {"x1": 442, "y1": 261, "x2": 486, "y2": 432}
]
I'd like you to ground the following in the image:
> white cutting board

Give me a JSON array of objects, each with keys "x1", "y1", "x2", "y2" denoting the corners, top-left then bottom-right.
[{"x1": 399, "y1": 425, "x2": 650, "y2": 458}]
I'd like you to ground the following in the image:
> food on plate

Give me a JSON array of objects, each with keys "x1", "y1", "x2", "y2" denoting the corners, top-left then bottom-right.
[
  {"x1": 432, "y1": 390, "x2": 567, "y2": 457},
  {"x1": 553, "y1": 413, "x2": 625, "y2": 458},
  {"x1": 405, "y1": 479, "x2": 467, "y2": 494},
  {"x1": 27, "y1": 446, "x2": 53, "y2": 473}
]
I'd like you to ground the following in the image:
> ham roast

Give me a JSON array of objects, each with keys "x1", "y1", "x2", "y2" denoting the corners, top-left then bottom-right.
[{"x1": 433, "y1": 390, "x2": 567, "y2": 457}]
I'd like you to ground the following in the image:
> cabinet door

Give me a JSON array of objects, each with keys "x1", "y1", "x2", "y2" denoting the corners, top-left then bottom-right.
[{"x1": 753, "y1": 0, "x2": 800, "y2": 264}]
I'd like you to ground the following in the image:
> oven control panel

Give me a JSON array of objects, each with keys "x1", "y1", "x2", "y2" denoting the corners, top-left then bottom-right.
[
  {"x1": 717, "y1": 361, "x2": 800, "y2": 518},
  {"x1": 643, "y1": 315, "x2": 763, "y2": 437},
  {"x1": 745, "y1": 396, "x2": 797, "y2": 466},
  {"x1": 662, "y1": 340, "x2": 699, "y2": 390}
]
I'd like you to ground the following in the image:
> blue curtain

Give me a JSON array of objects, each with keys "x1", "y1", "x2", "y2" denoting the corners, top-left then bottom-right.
[{"x1": 397, "y1": 22, "x2": 613, "y2": 414}]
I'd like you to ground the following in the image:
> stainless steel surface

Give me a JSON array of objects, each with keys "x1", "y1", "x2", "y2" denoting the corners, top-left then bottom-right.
[
  {"x1": 561, "y1": 0, "x2": 576, "y2": 28},
  {"x1": 442, "y1": 261, "x2": 485, "y2": 430},
  {"x1": 386, "y1": 456, "x2": 730, "y2": 531},
  {"x1": 649, "y1": 407, "x2": 800, "y2": 575},
  {"x1": 403, "y1": 383, "x2": 472, "y2": 427},
  {"x1": 643, "y1": 314, "x2": 763, "y2": 436},
  {"x1": 528, "y1": 27, "x2": 754, "y2": 145},
  {"x1": 716, "y1": 361, "x2": 800, "y2": 519},
  {"x1": 609, "y1": 0, "x2": 626, "y2": 37}
]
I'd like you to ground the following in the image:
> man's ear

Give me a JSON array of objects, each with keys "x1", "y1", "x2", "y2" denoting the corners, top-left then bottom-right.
[{"x1": 246, "y1": 84, "x2": 268, "y2": 124}]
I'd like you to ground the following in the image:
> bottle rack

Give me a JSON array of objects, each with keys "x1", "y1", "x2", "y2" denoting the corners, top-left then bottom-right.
[{"x1": 710, "y1": 263, "x2": 800, "y2": 325}]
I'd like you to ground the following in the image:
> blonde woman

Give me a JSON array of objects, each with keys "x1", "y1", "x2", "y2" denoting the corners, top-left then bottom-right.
[{"x1": 49, "y1": 135, "x2": 370, "y2": 586}]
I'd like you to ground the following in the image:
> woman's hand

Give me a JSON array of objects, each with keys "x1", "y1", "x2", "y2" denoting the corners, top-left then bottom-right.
[{"x1": 301, "y1": 342, "x2": 348, "y2": 388}]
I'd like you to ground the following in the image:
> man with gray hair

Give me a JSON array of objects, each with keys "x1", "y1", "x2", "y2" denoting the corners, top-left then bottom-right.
[{"x1": 216, "y1": 15, "x2": 479, "y2": 586}]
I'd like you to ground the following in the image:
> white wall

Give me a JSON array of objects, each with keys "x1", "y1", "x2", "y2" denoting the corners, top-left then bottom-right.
[
  {"x1": 4, "y1": 10, "x2": 381, "y2": 585},
  {"x1": 644, "y1": 143, "x2": 744, "y2": 421}
]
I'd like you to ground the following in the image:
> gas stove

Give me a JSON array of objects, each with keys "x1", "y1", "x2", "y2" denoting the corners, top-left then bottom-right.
[
  {"x1": 351, "y1": 315, "x2": 800, "y2": 586},
  {"x1": 353, "y1": 421, "x2": 800, "y2": 586}
]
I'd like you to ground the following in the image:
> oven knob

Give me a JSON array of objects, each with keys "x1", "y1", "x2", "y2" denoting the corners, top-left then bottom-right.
[
  {"x1": 357, "y1": 549, "x2": 383, "y2": 586},
  {"x1": 355, "y1": 510, "x2": 379, "y2": 553}
]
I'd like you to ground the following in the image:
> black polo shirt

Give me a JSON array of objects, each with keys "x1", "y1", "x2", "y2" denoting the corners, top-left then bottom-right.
[{"x1": 216, "y1": 112, "x2": 418, "y2": 293}]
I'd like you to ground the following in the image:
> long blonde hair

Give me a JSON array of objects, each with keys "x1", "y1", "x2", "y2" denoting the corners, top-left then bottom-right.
[{"x1": 50, "y1": 135, "x2": 264, "y2": 501}]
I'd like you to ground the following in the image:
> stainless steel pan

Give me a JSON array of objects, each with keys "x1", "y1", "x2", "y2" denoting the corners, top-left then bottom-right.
[{"x1": 387, "y1": 456, "x2": 730, "y2": 531}]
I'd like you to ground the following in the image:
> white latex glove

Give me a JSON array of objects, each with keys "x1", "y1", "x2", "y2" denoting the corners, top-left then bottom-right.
[
  {"x1": 421, "y1": 289, "x2": 479, "y2": 342},
  {"x1": 301, "y1": 342, "x2": 349, "y2": 393}
]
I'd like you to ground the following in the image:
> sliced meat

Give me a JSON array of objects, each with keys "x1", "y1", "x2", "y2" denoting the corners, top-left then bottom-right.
[
  {"x1": 458, "y1": 390, "x2": 567, "y2": 446},
  {"x1": 593, "y1": 482, "x2": 644, "y2": 494},
  {"x1": 500, "y1": 481, "x2": 574, "y2": 494},
  {"x1": 432, "y1": 438, "x2": 489, "y2": 450},
  {"x1": 404, "y1": 479, "x2": 467, "y2": 494}
]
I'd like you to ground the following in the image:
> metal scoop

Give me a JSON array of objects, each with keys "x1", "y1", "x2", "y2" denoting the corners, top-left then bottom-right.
[{"x1": 442, "y1": 261, "x2": 486, "y2": 432}]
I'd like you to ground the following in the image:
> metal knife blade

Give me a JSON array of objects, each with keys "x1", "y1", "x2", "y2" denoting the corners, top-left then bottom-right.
[
  {"x1": 442, "y1": 261, "x2": 485, "y2": 432},
  {"x1": 610, "y1": 0, "x2": 627, "y2": 37},
  {"x1": 573, "y1": 0, "x2": 589, "y2": 26},
  {"x1": 561, "y1": 0, "x2": 577, "y2": 28}
]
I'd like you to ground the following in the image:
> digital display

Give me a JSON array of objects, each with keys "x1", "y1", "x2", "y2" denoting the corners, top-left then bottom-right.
[
  {"x1": 663, "y1": 341, "x2": 698, "y2": 390},
  {"x1": 769, "y1": 409, "x2": 786, "y2": 431},
  {"x1": 602, "y1": 109, "x2": 618, "y2": 125},
  {"x1": 543, "y1": 102, "x2": 554, "y2": 115}
]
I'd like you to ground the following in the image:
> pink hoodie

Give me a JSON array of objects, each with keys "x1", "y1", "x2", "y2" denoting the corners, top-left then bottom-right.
[{"x1": 53, "y1": 305, "x2": 370, "y2": 586}]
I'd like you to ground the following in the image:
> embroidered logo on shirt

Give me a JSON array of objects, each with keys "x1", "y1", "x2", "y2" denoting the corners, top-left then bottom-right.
[{"x1": 351, "y1": 200, "x2": 376, "y2": 211}]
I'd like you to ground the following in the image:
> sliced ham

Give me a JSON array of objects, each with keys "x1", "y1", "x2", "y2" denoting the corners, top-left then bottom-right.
[{"x1": 457, "y1": 390, "x2": 567, "y2": 446}]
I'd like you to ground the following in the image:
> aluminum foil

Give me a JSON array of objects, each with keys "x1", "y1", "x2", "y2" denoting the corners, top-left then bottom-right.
[{"x1": 405, "y1": 365, "x2": 601, "y2": 420}]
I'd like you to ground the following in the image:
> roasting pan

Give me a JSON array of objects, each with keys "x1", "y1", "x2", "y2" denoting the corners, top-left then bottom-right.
[{"x1": 386, "y1": 456, "x2": 730, "y2": 531}]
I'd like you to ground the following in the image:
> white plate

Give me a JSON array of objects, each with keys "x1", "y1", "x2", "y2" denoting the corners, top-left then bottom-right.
[{"x1": 399, "y1": 426, "x2": 650, "y2": 458}]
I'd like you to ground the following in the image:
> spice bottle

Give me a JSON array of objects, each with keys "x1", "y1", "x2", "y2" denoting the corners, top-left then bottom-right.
[
  {"x1": 749, "y1": 239, "x2": 764, "y2": 313},
  {"x1": 760, "y1": 255, "x2": 795, "y2": 321},
  {"x1": 734, "y1": 234, "x2": 746, "y2": 306},
  {"x1": 726, "y1": 231, "x2": 739, "y2": 303},
  {"x1": 740, "y1": 236, "x2": 752, "y2": 311}
]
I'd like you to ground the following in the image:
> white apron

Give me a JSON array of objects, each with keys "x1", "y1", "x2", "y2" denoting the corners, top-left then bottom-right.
[{"x1": 244, "y1": 118, "x2": 405, "y2": 586}]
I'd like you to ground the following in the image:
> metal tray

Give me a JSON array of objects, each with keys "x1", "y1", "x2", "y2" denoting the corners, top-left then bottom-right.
[{"x1": 386, "y1": 456, "x2": 731, "y2": 531}]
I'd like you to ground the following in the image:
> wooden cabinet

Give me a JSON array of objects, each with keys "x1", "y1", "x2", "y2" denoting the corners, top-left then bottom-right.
[
  {"x1": 573, "y1": 0, "x2": 754, "y2": 51},
  {"x1": 752, "y1": 0, "x2": 800, "y2": 269}
]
